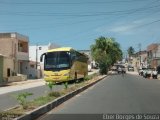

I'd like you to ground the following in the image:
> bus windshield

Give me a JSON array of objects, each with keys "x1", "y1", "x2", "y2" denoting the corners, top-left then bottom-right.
[{"x1": 44, "y1": 51, "x2": 70, "y2": 71}]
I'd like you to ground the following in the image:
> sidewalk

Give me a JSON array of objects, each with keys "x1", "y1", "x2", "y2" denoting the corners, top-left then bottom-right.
[{"x1": 0, "y1": 79, "x2": 45, "y2": 95}]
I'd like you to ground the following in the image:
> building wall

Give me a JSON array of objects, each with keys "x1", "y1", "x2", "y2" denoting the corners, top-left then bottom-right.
[
  {"x1": 0, "y1": 33, "x2": 29, "y2": 79},
  {"x1": 3, "y1": 57, "x2": 14, "y2": 81},
  {"x1": 18, "y1": 61, "x2": 29, "y2": 75},
  {"x1": 0, "y1": 56, "x2": 3, "y2": 83},
  {"x1": 0, "y1": 38, "x2": 16, "y2": 58},
  {"x1": 147, "y1": 43, "x2": 160, "y2": 68},
  {"x1": 29, "y1": 44, "x2": 59, "y2": 79},
  {"x1": 29, "y1": 45, "x2": 48, "y2": 63},
  {"x1": 155, "y1": 46, "x2": 160, "y2": 57},
  {"x1": 17, "y1": 52, "x2": 29, "y2": 61},
  {"x1": 28, "y1": 63, "x2": 36, "y2": 78}
]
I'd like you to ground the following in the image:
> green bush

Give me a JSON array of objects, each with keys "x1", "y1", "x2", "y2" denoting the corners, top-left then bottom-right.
[
  {"x1": 15, "y1": 92, "x2": 33, "y2": 109},
  {"x1": 64, "y1": 82, "x2": 68, "y2": 89},
  {"x1": 99, "y1": 62, "x2": 109, "y2": 75},
  {"x1": 46, "y1": 81, "x2": 55, "y2": 91}
]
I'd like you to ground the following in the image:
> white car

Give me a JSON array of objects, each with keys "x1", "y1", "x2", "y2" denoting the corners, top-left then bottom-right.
[{"x1": 152, "y1": 70, "x2": 158, "y2": 79}]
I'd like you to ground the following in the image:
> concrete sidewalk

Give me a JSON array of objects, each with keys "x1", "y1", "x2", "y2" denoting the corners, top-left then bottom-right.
[{"x1": 0, "y1": 79, "x2": 45, "y2": 95}]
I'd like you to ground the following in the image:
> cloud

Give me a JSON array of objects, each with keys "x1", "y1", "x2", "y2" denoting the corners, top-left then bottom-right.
[
  {"x1": 95, "y1": 19, "x2": 149, "y2": 35},
  {"x1": 110, "y1": 25, "x2": 134, "y2": 33}
]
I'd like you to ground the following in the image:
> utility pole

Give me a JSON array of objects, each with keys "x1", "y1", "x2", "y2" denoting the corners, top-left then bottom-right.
[
  {"x1": 138, "y1": 43, "x2": 141, "y2": 67},
  {"x1": 36, "y1": 43, "x2": 38, "y2": 69}
]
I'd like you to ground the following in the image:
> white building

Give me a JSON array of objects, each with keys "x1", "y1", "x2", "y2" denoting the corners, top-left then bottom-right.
[{"x1": 29, "y1": 43, "x2": 60, "y2": 78}]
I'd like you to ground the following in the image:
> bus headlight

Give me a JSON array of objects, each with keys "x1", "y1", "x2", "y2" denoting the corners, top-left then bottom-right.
[
  {"x1": 44, "y1": 74, "x2": 49, "y2": 77},
  {"x1": 63, "y1": 73, "x2": 69, "y2": 76}
]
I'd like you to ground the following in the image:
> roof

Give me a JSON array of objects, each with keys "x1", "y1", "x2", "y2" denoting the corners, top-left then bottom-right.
[
  {"x1": 0, "y1": 32, "x2": 29, "y2": 40},
  {"x1": 48, "y1": 47, "x2": 72, "y2": 52}
]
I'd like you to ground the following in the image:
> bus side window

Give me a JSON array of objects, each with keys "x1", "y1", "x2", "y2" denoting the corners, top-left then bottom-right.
[{"x1": 70, "y1": 51, "x2": 76, "y2": 63}]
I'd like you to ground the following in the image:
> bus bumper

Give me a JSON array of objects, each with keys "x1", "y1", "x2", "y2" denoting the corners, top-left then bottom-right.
[{"x1": 44, "y1": 76, "x2": 72, "y2": 82}]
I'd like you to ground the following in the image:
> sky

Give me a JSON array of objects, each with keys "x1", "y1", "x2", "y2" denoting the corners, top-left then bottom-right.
[{"x1": 0, "y1": 0, "x2": 160, "y2": 53}]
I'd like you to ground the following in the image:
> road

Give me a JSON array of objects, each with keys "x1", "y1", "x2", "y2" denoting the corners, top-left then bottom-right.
[
  {"x1": 38, "y1": 73, "x2": 160, "y2": 120},
  {"x1": 0, "y1": 70, "x2": 98, "y2": 111}
]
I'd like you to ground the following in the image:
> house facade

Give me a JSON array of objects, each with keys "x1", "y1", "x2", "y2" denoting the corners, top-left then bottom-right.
[
  {"x1": 147, "y1": 43, "x2": 160, "y2": 68},
  {"x1": 0, "y1": 33, "x2": 29, "y2": 83},
  {"x1": 135, "y1": 50, "x2": 148, "y2": 68}
]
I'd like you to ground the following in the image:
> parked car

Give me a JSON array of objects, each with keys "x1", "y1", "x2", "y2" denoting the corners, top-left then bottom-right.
[
  {"x1": 142, "y1": 68, "x2": 148, "y2": 78},
  {"x1": 139, "y1": 67, "x2": 147, "y2": 76},
  {"x1": 108, "y1": 67, "x2": 117, "y2": 75},
  {"x1": 143, "y1": 68, "x2": 158, "y2": 79},
  {"x1": 152, "y1": 69, "x2": 158, "y2": 79},
  {"x1": 145, "y1": 68, "x2": 153, "y2": 78},
  {"x1": 128, "y1": 65, "x2": 134, "y2": 71}
]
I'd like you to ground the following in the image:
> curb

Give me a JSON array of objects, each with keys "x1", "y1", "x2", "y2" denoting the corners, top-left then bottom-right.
[{"x1": 14, "y1": 75, "x2": 107, "y2": 120}]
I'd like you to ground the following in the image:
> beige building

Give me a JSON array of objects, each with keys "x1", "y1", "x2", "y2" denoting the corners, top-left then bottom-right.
[
  {"x1": 135, "y1": 51, "x2": 148, "y2": 68},
  {"x1": 147, "y1": 43, "x2": 160, "y2": 68},
  {"x1": 128, "y1": 50, "x2": 147, "y2": 71},
  {"x1": 0, "y1": 32, "x2": 29, "y2": 83}
]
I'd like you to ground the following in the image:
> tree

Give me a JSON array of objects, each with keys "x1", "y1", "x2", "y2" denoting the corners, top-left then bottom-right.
[
  {"x1": 127, "y1": 46, "x2": 135, "y2": 57},
  {"x1": 91, "y1": 36, "x2": 122, "y2": 74}
]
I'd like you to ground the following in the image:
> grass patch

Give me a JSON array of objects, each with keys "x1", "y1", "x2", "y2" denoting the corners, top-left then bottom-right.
[
  {"x1": 29, "y1": 96, "x2": 53, "y2": 107},
  {"x1": 48, "y1": 91, "x2": 61, "y2": 97},
  {"x1": 0, "y1": 111, "x2": 23, "y2": 120}
]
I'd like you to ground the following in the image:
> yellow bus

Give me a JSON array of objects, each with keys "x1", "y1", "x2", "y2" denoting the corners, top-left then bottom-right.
[{"x1": 40, "y1": 47, "x2": 88, "y2": 82}]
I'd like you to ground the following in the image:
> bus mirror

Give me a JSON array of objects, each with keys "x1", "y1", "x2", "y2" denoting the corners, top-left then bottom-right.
[{"x1": 40, "y1": 53, "x2": 46, "y2": 62}]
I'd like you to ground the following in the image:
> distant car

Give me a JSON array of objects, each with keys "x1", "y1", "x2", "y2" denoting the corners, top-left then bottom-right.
[
  {"x1": 118, "y1": 65, "x2": 126, "y2": 74},
  {"x1": 122, "y1": 66, "x2": 126, "y2": 73},
  {"x1": 108, "y1": 68, "x2": 117, "y2": 75},
  {"x1": 118, "y1": 66, "x2": 122, "y2": 74},
  {"x1": 128, "y1": 65, "x2": 134, "y2": 71},
  {"x1": 108, "y1": 66, "x2": 118, "y2": 75}
]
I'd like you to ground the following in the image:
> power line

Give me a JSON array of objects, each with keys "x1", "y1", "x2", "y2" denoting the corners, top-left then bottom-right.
[
  {"x1": 0, "y1": 0, "x2": 158, "y2": 5},
  {"x1": 0, "y1": 3, "x2": 160, "y2": 17},
  {"x1": 0, "y1": 0, "x2": 159, "y2": 48}
]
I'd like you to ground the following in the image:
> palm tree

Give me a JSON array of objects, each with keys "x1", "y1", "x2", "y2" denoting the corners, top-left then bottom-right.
[
  {"x1": 127, "y1": 46, "x2": 135, "y2": 57},
  {"x1": 91, "y1": 36, "x2": 122, "y2": 74}
]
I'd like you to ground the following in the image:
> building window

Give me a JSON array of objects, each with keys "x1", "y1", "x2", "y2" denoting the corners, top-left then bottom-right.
[
  {"x1": 39, "y1": 47, "x2": 42, "y2": 50},
  {"x1": 7, "y1": 68, "x2": 10, "y2": 77}
]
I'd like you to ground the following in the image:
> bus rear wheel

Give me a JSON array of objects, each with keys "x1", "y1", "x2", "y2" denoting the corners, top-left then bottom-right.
[{"x1": 75, "y1": 72, "x2": 78, "y2": 82}]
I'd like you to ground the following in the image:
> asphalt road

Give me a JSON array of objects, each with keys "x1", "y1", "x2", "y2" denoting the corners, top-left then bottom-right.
[{"x1": 38, "y1": 74, "x2": 160, "y2": 120}]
